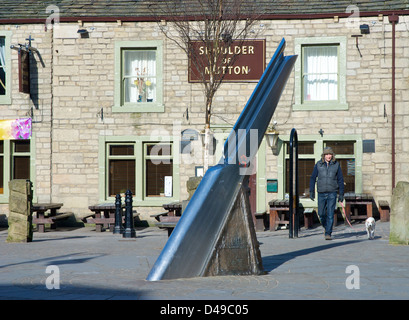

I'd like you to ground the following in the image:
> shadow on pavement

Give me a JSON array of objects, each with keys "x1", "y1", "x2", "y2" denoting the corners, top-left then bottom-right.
[{"x1": 262, "y1": 239, "x2": 364, "y2": 272}]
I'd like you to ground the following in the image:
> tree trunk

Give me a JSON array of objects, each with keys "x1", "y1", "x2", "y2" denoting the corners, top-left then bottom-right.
[{"x1": 203, "y1": 124, "x2": 211, "y2": 172}]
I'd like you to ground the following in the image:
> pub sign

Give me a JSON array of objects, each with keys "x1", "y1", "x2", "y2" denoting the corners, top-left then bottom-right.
[
  {"x1": 18, "y1": 50, "x2": 30, "y2": 94},
  {"x1": 188, "y1": 39, "x2": 265, "y2": 83}
]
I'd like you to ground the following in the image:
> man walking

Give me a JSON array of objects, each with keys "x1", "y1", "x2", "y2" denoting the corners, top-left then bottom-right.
[{"x1": 309, "y1": 147, "x2": 344, "y2": 240}]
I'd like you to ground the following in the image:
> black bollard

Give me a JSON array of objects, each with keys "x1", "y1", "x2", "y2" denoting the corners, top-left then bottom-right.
[
  {"x1": 123, "y1": 189, "x2": 136, "y2": 238},
  {"x1": 289, "y1": 128, "x2": 299, "y2": 238},
  {"x1": 113, "y1": 193, "x2": 124, "y2": 234}
]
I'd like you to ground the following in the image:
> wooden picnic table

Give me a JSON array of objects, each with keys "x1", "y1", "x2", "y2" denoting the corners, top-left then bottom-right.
[
  {"x1": 150, "y1": 201, "x2": 182, "y2": 222},
  {"x1": 88, "y1": 203, "x2": 118, "y2": 232},
  {"x1": 151, "y1": 202, "x2": 182, "y2": 236},
  {"x1": 32, "y1": 203, "x2": 71, "y2": 232},
  {"x1": 269, "y1": 199, "x2": 318, "y2": 230},
  {"x1": 87, "y1": 203, "x2": 139, "y2": 232},
  {"x1": 162, "y1": 202, "x2": 182, "y2": 216},
  {"x1": 344, "y1": 193, "x2": 374, "y2": 222},
  {"x1": 268, "y1": 199, "x2": 290, "y2": 231}
]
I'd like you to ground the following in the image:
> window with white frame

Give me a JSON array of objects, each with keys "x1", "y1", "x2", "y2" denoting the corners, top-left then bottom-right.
[
  {"x1": 293, "y1": 37, "x2": 348, "y2": 111},
  {"x1": 123, "y1": 50, "x2": 157, "y2": 104},
  {"x1": 0, "y1": 32, "x2": 11, "y2": 104},
  {"x1": 303, "y1": 45, "x2": 338, "y2": 102},
  {"x1": 114, "y1": 41, "x2": 163, "y2": 113}
]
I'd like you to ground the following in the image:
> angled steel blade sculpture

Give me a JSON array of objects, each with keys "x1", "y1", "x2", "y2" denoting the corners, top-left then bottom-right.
[{"x1": 147, "y1": 38, "x2": 297, "y2": 281}]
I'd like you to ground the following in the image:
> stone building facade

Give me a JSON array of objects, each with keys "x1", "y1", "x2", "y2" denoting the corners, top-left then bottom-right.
[{"x1": 0, "y1": 2, "x2": 408, "y2": 224}]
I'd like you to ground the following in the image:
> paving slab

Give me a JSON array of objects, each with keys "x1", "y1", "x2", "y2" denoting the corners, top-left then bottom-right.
[{"x1": 0, "y1": 220, "x2": 408, "y2": 300}]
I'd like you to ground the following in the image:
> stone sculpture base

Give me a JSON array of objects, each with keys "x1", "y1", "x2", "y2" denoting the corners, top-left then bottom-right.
[
  {"x1": 7, "y1": 180, "x2": 33, "y2": 243},
  {"x1": 203, "y1": 179, "x2": 264, "y2": 276},
  {"x1": 389, "y1": 181, "x2": 409, "y2": 245}
]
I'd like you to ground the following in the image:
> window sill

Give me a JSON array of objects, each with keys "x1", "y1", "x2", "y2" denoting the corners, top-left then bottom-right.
[
  {"x1": 292, "y1": 102, "x2": 348, "y2": 111},
  {"x1": 0, "y1": 97, "x2": 11, "y2": 105},
  {"x1": 112, "y1": 103, "x2": 164, "y2": 113},
  {"x1": 0, "y1": 195, "x2": 37, "y2": 204}
]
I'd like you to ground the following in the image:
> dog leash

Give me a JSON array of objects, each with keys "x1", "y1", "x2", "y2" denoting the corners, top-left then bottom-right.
[{"x1": 339, "y1": 201, "x2": 354, "y2": 228}]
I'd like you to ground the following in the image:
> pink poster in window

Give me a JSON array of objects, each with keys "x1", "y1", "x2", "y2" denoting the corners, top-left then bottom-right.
[{"x1": 0, "y1": 118, "x2": 32, "y2": 140}]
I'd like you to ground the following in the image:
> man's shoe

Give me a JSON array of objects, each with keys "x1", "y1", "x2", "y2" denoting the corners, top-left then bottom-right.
[{"x1": 325, "y1": 234, "x2": 332, "y2": 240}]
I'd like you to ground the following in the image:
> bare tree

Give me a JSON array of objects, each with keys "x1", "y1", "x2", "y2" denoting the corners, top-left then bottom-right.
[{"x1": 149, "y1": 0, "x2": 262, "y2": 171}]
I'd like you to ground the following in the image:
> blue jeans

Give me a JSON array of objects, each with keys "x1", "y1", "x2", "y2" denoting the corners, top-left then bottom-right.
[{"x1": 318, "y1": 192, "x2": 337, "y2": 236}]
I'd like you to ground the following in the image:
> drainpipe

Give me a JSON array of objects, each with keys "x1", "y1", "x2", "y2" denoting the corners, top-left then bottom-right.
[{"x1": 388, "y1": 14, "x2": 398, "y2": 190}]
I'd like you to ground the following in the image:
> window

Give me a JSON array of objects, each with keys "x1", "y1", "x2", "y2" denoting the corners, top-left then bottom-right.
[
  {"x1": 0, "y1": 138, "x2": 35, "y2": 202},
  {"x1": 0, "y1": 141, "x2": 3, "y2": 194},
  {"x1": 100, "y1": 136, "x2": 180, "y2": 205},
  {"x1": 0, "y1": 31, "x2": 11, "y2": 104},
  {"x1": 107, "y1": 144, "x2": 135, "y2": 196},
  {"x1": 285, "y1": 142, "x2": 316, "y2": 198},
  {"x1": 145, "y1": 143, "x2": 173, "y2": 197},
  {"x1": 12, "y1": 140, "x2": 31, "y2": 180},
  {"x1": 123, "y1": 50, "x2": 157, "y2": 104},
  {"x1": 0, "y1": 37, "x2": 6, "y2": 96},
  {"x1": 303, "y1": 46, "x2": 338, "y2": 102},
  {"x1": 325, "y1": 141, "x2": 355, "y2": 193},
  {"x1": 114, "y1": 41, "x2": 163, "y2": 113},
  {"x1": 293, "y1": 37, "x2": 348, "y2": 111},
  {"x1": 278, "y1": 135, "x2": 362, "y2": 206},
  {"x1": 0, "y1": 140, "x2": 32, "y2": 194}
]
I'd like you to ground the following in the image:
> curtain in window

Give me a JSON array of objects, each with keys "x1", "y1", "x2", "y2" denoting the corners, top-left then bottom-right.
[
  {"x1": 123, "y1": 50, "x2": 156, "y2": 103},
  {"x1": 0, "y1": 37, "x2": 6, "y2": 94},
  {"x1": 303, "y1": 46, "x2": 338, "y2": 101}
]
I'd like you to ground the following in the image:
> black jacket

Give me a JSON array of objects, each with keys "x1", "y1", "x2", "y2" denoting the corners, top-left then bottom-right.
[{"x1": 309, "y1": 159, "x2": 344, "y2": 195}]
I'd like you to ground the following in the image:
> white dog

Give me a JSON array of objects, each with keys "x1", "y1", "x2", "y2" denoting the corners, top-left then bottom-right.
[{"x1": 365, "y1": 217, "x2": 376, "y2": 240}]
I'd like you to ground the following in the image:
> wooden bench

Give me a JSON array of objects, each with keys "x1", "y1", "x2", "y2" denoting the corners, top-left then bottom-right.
[
  {"x1": 378, "y1": 200, "x2": 390, "y2": 222},
  {"x1": 303, "y1": 208, "x2": 314, "y2": 229},
  {"x1": 156, "y1": 215, "x2": 180, "y2": 236},
  {"x1": 254, "y1": 211, "x2": 267, "y2": 231},
  {"x1": 150, "y1": 212, "x2": 170, "y2": 222},
  {"x1": 156, "y1": 221, "x2": 178, "y2": 237},
  {"x1": 32, "y1": 203, "x2": 71, "y2": 232},
  {"x1": 344, "y1": 193, "x2": 374, "y2": 222}
]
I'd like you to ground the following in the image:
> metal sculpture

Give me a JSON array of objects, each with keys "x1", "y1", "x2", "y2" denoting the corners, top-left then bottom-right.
[{"x1": 147, "y1": 38, "x2": 297, "y2": 281}]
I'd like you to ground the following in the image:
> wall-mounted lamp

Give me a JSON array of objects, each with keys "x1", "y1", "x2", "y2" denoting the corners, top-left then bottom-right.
[
  {"x1": 265, "y1": 129, "x2": 280, "y2": 155},
  {"x1": 360, "y1": 24, "x2": 370, "y2": 34},
  {"x1": 351, "y1": 34, "x2": 363, "y2": 58},
  {"x1": 351, "y1": 24, "x2": 369, "y2": 58},
  {"x1": 77, "y1": 29, "x2": 89, "y2": 38}
]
